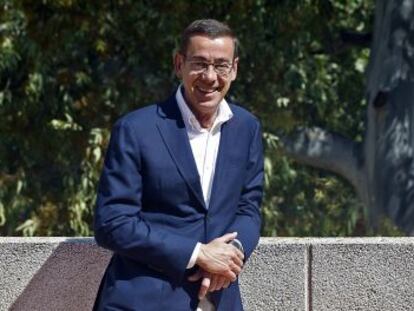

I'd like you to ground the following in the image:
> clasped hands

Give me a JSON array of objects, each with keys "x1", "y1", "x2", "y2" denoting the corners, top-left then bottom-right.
[{"x1": 188, "y1": 232, "x2": 244, "y2": 300}]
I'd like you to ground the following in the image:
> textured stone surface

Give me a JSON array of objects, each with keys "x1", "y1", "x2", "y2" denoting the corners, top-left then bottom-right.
[
  {"x1": 311, "y1": 238, "x2": 414, "y2": 311},
  {"x1": 0, "y1": 238, "x2": 111, "y2": 311},
  {"x1": 2, "y1": 237, "x2": 414, "y2": 311},
  {"x1": 240, "y1": 238, "x2": 306, "y2": 311}
]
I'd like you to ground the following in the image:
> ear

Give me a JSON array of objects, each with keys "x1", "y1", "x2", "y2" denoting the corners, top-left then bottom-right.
[
  {"x1": 230, "y1": 57, "x2": 239, "y2": 81},
  {"x1": 174, "y1": 52, "x2": 184, "y2": 79}
]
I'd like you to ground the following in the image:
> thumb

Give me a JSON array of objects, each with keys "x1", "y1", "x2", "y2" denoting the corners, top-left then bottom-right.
[
  {"x1": 216, "y1": 232, "x2": 237, "y2": 243},
  {"x1": 199, "y1": 276, "x2": 211, "y2": 300},
  {"x1": 188, "y1": 270, "x2": 203, "y2": 282}
]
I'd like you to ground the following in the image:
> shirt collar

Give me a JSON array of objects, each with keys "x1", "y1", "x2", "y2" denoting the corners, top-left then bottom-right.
[{"x1": 175, "y1": 85, "x2": 233, "y2": 133}]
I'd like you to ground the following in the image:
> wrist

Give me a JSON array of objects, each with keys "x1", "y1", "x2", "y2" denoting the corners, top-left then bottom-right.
[{"x1": 195, "y1": 244, "x2": 207, "y2": 268}]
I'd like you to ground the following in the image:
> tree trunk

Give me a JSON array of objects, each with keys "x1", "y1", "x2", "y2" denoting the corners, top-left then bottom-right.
[{"x1": 282, "y1": 0, "x2": 414, "y2": 234}]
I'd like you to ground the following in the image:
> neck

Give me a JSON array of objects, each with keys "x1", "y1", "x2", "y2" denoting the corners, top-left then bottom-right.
[{"x1": 192, "y1": 109, "x2": 217, "y2": 129}]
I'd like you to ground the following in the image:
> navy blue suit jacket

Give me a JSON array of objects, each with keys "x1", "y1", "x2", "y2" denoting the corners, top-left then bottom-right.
[{"x1": 93, "y1": 95, "x2": 264, "y2": 310}]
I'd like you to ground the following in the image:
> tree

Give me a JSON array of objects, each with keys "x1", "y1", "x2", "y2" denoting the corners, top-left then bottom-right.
[
  {"x1": 282, "y1": 0, "x2": 414, "y2": 234},
  {"x1": 2, "y1": 0, "x2": 399, "y2": 236}
]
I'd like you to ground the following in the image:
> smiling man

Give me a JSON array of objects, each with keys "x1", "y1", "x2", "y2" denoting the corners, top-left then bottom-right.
[{"x1": 93, "y1": 19, "x2": 264, "y2": 311}]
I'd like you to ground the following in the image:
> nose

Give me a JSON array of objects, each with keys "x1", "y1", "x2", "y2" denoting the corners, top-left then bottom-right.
[{"x1": 202, "y1": 65, "x2": 218, "y2": 80}]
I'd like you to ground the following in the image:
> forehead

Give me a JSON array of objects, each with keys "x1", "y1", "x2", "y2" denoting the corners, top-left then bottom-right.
[{"x1": 185, "y1": 35, "x2": 235, "y2": 60}]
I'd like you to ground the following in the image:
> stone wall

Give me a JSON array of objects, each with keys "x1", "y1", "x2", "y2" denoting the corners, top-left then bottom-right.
[{"x1": 1, "y1": 237, "x2": 413, "y2": 311}]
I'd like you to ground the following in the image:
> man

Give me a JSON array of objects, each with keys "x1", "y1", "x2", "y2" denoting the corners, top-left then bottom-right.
[{"x1": 93, "y1": 19, "x2": 263, "y2": 311}]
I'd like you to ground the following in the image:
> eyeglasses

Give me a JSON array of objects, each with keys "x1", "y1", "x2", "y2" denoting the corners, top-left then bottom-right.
[{"x1": 185, "y1": 58, "x2": 234, "y2": 77}]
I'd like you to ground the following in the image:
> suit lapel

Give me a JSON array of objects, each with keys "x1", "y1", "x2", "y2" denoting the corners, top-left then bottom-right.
[
  {"x1": 156, "y1": 97, "x2": 206, "y2": 210},
  {"x1": 208, "y1": 117, "x2": 235, "y2": 209}
]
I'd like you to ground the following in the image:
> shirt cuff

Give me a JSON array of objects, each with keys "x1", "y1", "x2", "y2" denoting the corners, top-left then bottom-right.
[{"x1": 186, "y1": 242, "x2": 201, "y2": 269}]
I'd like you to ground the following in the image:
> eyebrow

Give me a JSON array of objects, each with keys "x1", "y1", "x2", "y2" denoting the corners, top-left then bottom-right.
[{"x1": 187, "y1": 56, "x2": 232, "y2": 63}]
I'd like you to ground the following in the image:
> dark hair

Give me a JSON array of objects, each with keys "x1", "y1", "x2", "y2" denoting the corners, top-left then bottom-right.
[{"x1": 179, "y1": 19, "x2": 238, "y2": 59}]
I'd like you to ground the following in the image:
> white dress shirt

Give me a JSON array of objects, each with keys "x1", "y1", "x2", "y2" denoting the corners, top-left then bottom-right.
[
  {"x1": 176, "y1": 86, "x2": 233, "y2": 311},
  {"x1": 176, "y1": 86, "x2": 233, "y2": 209}
]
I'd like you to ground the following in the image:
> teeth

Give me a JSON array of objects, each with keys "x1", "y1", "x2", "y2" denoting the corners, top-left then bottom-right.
[{"x1": 198, "y1": 87, "x2": 216, "y2": 93}]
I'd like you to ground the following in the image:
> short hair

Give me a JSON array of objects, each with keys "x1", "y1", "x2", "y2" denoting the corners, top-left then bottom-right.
[{"x1": 179, "y1": 19, "x2": 239, "y2": 59}]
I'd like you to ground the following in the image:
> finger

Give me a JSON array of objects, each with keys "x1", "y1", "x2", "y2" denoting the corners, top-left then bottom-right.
[
  {"x1": 199, "y1": 277, "x2": 210, "y2": 299},
  {"x1": 231, "y1": 252, "x2": 244, "y2": 269},
  {"x1": 229, "y1": 262, "x2": 242, "y2": 275},
  {"x1": 188, "y1": 270, "x2": 202, "y2": 282},
  {"x1": 214, "y1": 276, "x2": 226, "y2": 291},
  {"x1": 223, "y1": 279, "x2": 231, "y2": 288},
  {"x1": 223, "y1": 270, "x2": 237, "y2": 282},
  {"x1": 209, "y1": 275, "x2": 218, "y2": 292},
  {"x1": 216, "y1": 232, "x2": 237, "y2": 243},
  {"x1": 235, "y1": 249, "x2": 245, "y2": 261}
]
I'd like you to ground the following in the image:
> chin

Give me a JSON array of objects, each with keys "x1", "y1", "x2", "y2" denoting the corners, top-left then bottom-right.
[
  {"x1": 187, "y1": 93, "x2": 223, "y2": 113},
  {"x1": 197, "y1": 94, "x2": 223, "y2": 106},
  {"x1": 197, "y1": 100, "x2": 221, "y2": 111}
]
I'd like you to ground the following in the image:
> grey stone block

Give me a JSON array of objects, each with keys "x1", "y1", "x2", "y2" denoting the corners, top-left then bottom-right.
[
  {"x1": 240, "y1": 238, "x2": 307, "y2": 311},
  {"x1": 0, "y1": 238, "x2": 111, "y2": 311},
  {"x1": 311, "y1": 238, "x2": 414, "y2": 311},
  {"x1": 1, "y1": 237, "x2": 307, "y2": 311}
]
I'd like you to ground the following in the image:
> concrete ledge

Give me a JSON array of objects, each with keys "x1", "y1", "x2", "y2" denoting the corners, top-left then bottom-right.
[
  {"x1": 1, "y1": 238, "x2": 414, "y2": 310},
  {"x1": 0, "y1": 238, "x2": 111, "y2": 311}
]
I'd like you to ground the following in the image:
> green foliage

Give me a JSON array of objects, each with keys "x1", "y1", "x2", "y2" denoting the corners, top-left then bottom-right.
[{"x1": 0, "y1": 0, "x2": 402, "y2": 236}]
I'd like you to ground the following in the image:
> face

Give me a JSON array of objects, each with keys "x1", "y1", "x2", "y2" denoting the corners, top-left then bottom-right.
[{"x1": 174, "y1": 35, "x2": 238, "y2": 116}]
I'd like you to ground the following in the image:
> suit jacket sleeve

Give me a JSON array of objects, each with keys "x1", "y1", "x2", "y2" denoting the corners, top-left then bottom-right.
[
  {"x1": 94, "y1": 118, "x2": 198, "y2": 283},
  {"x1": 226, "y1": 119, "x2": 264, "y2": 259}
]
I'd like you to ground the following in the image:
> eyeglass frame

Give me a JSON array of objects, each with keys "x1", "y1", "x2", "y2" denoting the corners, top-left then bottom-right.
[{"x1": 182, "y1": 55, "x2": 236, "y2": 77}]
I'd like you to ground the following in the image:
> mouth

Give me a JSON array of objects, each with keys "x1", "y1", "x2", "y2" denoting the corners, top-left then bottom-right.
[{"x1": 196, "y1": 86, "x2": 219, "y2": 95}]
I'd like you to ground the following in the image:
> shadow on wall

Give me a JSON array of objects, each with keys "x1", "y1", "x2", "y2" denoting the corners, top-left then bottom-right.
[{"x1": 9, "y1": 239, "x2": 111, "y2": 311}]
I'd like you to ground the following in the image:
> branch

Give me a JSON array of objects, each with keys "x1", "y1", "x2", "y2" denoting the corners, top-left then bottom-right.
[{"x1": 280, "y1": 127, "x2": 364, "y2": 192}]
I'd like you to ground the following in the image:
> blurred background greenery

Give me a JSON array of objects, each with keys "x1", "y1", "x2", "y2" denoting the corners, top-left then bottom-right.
[{"x1": 0, "y1": 0, "x2": 402, "y2": 237}]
